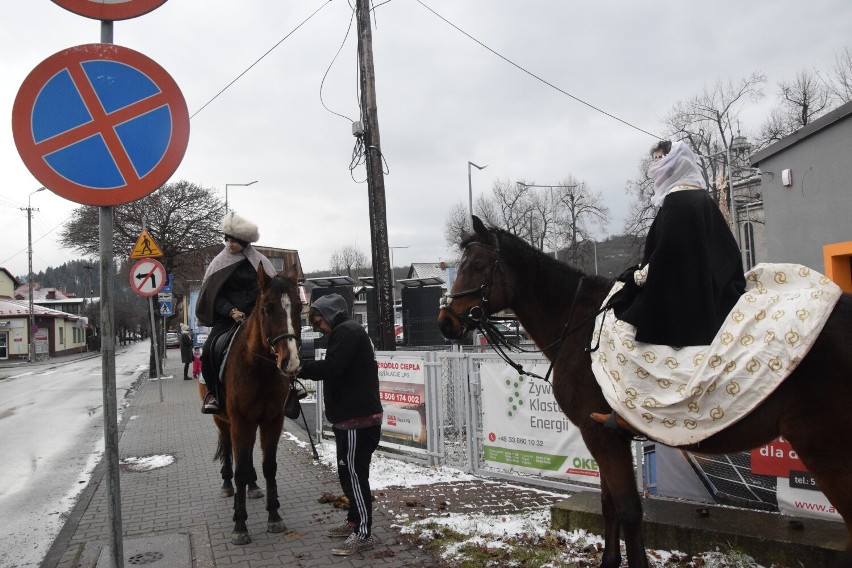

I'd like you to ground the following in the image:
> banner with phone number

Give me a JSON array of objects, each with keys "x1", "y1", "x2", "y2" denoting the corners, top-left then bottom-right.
[{"x1": 480, "y1": 362, "x2": 600, "y2": 484}]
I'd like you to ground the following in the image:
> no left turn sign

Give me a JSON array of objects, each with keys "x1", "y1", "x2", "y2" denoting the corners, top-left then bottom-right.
[{"x1": 129, "y1": 258, "x2": 166, "y2": 297}]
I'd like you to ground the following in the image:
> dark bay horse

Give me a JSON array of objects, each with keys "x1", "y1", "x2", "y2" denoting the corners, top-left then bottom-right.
[
  {"x1": 438, "y1": 216, "x2": 852, "y2": 568},
  {"x1": 198, "y1": 266, "x2": 302, "y2": 545}
]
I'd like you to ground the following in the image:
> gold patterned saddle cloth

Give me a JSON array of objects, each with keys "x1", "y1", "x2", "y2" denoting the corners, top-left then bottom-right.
[{"x1": 590, "y1": 263, "x2": 842, "y2": 446}]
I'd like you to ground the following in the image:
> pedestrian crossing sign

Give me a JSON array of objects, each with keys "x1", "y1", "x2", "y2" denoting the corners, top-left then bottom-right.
[
  {"x1": 159, "y1": 301, "x2": 173, "y2": 316},
  {"x1": 130, "y1": 230, "x2": 163, "y2": 259}
]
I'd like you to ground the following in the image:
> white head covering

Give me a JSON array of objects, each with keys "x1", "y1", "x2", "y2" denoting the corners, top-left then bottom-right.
[{"x1": 648, "y1": 141, "x2": 706, "y2": 207}]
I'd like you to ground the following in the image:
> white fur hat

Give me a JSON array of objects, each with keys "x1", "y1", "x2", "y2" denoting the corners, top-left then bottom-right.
[
  {"x1": 220, "y1": 212, "x2": 259, "y2": 244},
  {"x1": 179, "y1": 323, "x2": 190, "y2": 333}
]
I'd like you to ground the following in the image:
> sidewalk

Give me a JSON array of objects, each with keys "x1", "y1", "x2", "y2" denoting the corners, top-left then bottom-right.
[{"x1": 41, "y1": 351, "x2": 568, "y2": 568}]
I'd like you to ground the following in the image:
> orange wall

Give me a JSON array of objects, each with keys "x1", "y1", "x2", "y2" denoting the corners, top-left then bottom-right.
[{"x1": 823, "y1": 241, "x2": 852, "y2": 293}]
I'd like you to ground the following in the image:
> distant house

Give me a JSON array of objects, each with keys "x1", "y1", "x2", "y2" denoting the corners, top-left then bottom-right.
[
  {"x1": 0, "y1": 268, "x2": 19, "y2": 299},
  {"x1": 0, "y1": 297, "x2": 85, "y2": 360},
  {"x1": 15, "y1": 286, "x2": 85, "y2": 316},
  {"x1": 750, "y1": 99, "x2": 852, "y2": 291}
]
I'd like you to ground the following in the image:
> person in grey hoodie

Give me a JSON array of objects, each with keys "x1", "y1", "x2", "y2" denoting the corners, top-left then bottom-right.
[{"x1": 298, "y1": 293, "x2": 383, "y2": 556}]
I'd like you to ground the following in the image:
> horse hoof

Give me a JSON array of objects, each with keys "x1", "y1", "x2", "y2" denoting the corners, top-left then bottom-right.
[
  {"x1": 267, "y1": 520, "x2": 287, "y2": 533},
  {"x1": 219, "y1": 488, "x2": 234, "y2": 498},
  {"x1": 231, "y1": 531, "x2": 251, "y2": 545},
  {"x1": 247, "y1": 488, "x2": 264, "y2": 499}
]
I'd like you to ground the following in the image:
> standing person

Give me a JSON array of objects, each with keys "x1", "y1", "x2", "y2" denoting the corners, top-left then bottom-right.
[
  {"x1": 192, "y1": 345, "x2": 202, "y2": 379},
  {"x1": 179, "y1": 324, "x2": 193, "y2": 380},
  {"x1": 195, "y1": 212, "x2": 276, "y2": 413},
  {"x1": 297, "y1": 294, "x2": 383, "y2": 556}
]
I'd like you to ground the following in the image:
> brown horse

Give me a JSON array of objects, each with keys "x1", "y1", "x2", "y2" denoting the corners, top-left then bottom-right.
[
  {"x1": 438, "y1": 216, "x2": 852, "y2": 568},
  {"x1": 198, "y1": 266, "x2": 302, "y2": 545}
]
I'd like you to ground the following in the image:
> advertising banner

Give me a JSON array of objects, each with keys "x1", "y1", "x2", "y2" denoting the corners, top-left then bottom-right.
[
  {"x1": 751, "y1": 437, "x2": 840, "y2": 521},
  {"x1": 376, "y1": 354, "x2": 428, "y2": 454},
  {"x1": 480, "y1": 362, "x2": 600, "y2": 485}
]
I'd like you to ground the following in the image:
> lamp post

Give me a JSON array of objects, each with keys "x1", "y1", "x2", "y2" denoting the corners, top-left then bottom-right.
[
  {"x1": 467, "y1": 161, "x2": 487, "y2": 232},
  {"x1": 27, "y1": 186, "x2": 46, "y2": 362},
  {"x1": 224, "y1": 180, "x2": 257, "y2": 213}
]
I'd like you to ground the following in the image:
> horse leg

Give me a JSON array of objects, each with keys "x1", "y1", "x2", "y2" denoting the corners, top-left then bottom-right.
[
  {"x1": 247, "y1": 480, "x2": 264, "y2": 499},
  {"x1": 592, "y1": 432, "x2": 649, "y2": 568},
  {"x1": 260, "y1": 418, "x2": 286, "y2": 533},
  {"x1": 230, "y1": 423, "x2": 258, "y2": 545},
  {"x1": 214, "y1": 417, "x2": 234, "y2": 498}
]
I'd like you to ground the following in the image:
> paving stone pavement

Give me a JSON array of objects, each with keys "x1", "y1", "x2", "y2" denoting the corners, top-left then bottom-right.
[{"x1": 42, "y1": 352, "x2": 573, "y2": 568}]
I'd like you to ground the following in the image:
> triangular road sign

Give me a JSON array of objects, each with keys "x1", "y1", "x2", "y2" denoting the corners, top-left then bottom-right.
[
  {"x1": 159, "y1": 303, "x2": 171, "y2": 315},
  {"x1": 130, "y1": 230, "x2": 163, "y2": 258}
]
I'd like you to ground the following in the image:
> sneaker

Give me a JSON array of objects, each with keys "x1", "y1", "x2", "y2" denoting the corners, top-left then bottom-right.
[
  {"x1": 325, "y1": 520, "x2": 354, "y2": 538},
  {"x1": 331, "y1": 533, "x2": 374, "y2": 556},
  {"x1": 201, "y1": 396, "x2": 221, "y2": 414}
]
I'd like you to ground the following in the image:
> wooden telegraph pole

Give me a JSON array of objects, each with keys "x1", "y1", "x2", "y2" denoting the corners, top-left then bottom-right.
[{"x1": 356, "y1": 0, "x2": 395, "y2": 351}]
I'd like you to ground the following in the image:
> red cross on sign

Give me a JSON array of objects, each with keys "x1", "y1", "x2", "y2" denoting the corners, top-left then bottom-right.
[
  {"x1": 130, "y1": 258, "x2": 166, "y2": 297},
  {"x1": 12, "y1": 44, "x2": 189, "y2": 206}
]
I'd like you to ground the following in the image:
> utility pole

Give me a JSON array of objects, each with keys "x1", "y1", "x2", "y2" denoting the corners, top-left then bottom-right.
[{"x1": 356, "y1": 0, "x2": 394, "y2": 351}]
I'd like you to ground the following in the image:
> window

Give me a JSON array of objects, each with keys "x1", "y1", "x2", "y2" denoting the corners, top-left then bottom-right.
[{"x1": 59, "y1": 327, "x2": 64, "y2": 345}]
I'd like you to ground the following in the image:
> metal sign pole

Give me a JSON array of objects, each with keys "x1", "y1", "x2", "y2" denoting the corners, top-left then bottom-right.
[
  {"x1": 149, "y1": 297, "x2": 164, "y2": 402},
  {"x1": 100, "y1": 205, "x2": 124, "y2": 568}
]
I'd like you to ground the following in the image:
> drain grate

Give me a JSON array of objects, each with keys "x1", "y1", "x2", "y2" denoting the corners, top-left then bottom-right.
[{"x1": 128, "y1": 551, "x2": 165, "y2": 565}]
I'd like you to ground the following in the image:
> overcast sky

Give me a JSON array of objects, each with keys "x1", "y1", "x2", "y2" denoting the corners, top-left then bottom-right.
[{"x1": 2, "y1": 1, "x2": 851, "y2": 278}]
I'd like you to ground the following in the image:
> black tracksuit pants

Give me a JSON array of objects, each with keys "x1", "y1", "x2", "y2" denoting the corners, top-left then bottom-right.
[{"x1": 333, "y1": 424, "x2": 381, "y2": 538}]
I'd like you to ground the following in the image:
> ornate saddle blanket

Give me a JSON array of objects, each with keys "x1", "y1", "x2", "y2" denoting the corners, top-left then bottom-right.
[{"x1": 590, "y1": 263, "x2": 842, "y2": 446}]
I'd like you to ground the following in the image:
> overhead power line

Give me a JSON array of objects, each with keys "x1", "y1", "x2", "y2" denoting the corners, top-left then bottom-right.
[
  {"x1": 190, "y1": 0, "x2": 334, "y2": 119},
  {"x1": 415, "y1": 0, "x2": 662, "y2": 140}
]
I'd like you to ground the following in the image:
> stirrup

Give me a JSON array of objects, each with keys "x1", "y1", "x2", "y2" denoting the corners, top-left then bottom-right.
[{"x1": 202, "y1": 393, "x2": 221, "y2": 414}]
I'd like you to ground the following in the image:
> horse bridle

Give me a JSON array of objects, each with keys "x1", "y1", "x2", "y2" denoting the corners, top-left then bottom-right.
[
  {"x1": 440, "y1": 241, "x2": 502, "y2": 333},
  {"x1": 441, "y1": 236, "x2": 602, "y2": 383}
]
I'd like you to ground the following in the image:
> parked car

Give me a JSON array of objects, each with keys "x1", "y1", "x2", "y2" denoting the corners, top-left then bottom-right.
[
  {"x1": 472, "y1": 322, "x2": 521, "y2": 346},
  {"x1": 165, "y1": 331, "x2": 179, "y2": 348}
]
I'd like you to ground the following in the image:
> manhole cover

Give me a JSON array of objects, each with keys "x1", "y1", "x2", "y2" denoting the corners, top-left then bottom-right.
[{"x1": 128, "y1": 551, "x2": 164, "y2": 565}]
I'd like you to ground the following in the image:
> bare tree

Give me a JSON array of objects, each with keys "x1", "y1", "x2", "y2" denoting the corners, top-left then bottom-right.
[
  {"x1": 59, "y1": 180, "x2": 224, "y2": 279},
  {"x1": 758, "y1": 69, "x2": 832, "y2": 147},
  {"x1": 330, "y1": 244, "x2": 370, "y2": 278},
  {"x1": 622, "y1": 158, "x2": 657, "y2": 242},
  {"x1": 550, "y1": 178, "x2": 610, "y2": 266},
  {"x1": 663, "y1": 72, "x2": 765, "y2": 201},
  {"x1": 822, "y1": 46, "x2": 852, "y2": 104}
]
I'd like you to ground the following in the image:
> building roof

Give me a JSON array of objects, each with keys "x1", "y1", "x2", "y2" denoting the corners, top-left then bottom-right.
[
  {"x1": 751, "y1": 99, "x2": 852, "y2": 165},
  {"x1": 407, "y1": 262, "x2": 455, "y2": 281},
  {"x1": 0, "y1": 298, "x2": 81, "y2": 319}
]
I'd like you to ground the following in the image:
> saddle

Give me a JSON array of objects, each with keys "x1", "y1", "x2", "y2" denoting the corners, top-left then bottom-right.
[{"x1": 205, "y1": 324, "x2": 241, "y2": 389}]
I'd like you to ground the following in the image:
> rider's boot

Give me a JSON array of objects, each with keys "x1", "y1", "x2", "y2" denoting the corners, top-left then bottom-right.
[
  {"x1": 590, "y1": 412, "x2": 638, "y2": 434},
  {"x1": 201, "y1": 382, "x2": 221, "y2": 414}
]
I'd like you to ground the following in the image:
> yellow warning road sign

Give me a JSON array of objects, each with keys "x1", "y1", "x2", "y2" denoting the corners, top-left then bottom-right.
[{"x1": 130, "y1": 230, "x2": 163, "y2": 258}]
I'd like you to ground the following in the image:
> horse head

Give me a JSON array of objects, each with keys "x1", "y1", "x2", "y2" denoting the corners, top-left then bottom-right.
[
  {"x1": 438, "y1": 216, "x2": 513, "y2": 341},
  {"x1": 254, "y1": 264, "x2": 302, "y2": 377}
]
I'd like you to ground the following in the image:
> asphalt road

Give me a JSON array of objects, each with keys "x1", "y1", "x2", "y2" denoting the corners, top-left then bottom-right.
[{"x1": 0, "y1": 343, "x2": 148, "y2": 568}]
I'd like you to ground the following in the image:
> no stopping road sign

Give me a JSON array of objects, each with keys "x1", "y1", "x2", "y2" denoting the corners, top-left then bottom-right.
[{"x1": 12, "y1": 44, "x2": 189, "y2": 206}]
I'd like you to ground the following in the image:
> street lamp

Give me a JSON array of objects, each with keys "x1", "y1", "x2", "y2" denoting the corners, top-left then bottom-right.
[
  {"x1": 27, "y1": 186, "x2": 46, "y2": 362},
  {"x1": 467, "y1": 162, "x2": 487, "y2": 232},
  {"x1": 225, "y1": 180, "x2": 257, "y2": 213}
]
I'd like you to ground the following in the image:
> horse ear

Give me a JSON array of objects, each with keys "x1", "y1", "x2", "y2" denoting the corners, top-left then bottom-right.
[
  {"x1": 472, "y1": 215, "x2": 490, "y2": 241},
  {"x1": 284, "y1": 263, "x2": 299, "y2": 283},
  {"x1": 257, "y1": 264, "x2": 270, "y2": 290}
]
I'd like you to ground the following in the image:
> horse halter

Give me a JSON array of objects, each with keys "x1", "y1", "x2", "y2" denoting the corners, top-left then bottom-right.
[
  {"x1": 440, "y1": 241, "x2": 502, "y2": 332},
  {"x1": 267, "y1": 332, "x2": 300, "y2": 354}
]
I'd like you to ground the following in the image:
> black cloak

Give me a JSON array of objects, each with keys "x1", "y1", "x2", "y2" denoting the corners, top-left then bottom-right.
[{"x1": 613, "y1": 189, "x2": 745, "y2": 346}]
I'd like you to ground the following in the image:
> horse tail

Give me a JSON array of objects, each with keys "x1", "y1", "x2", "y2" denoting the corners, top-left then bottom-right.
[{"x1": 214, "y1": 436, "x2": 225, "y2": 463}]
